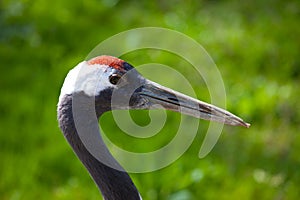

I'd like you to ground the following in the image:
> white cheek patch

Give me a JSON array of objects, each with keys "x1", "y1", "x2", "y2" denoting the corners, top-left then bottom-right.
[{"x1": 59, "y1": 61, "x2": 115, "y2": 103}]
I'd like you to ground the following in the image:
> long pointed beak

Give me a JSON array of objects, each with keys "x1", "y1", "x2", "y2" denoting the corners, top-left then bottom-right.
[{"x1": 138, "y1": 80, "x2": 250, "y2": 128}]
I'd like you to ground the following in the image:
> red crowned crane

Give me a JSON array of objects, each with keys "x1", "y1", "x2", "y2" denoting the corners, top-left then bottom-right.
[{"x1": 57, "y1": 55, "x2": 250, "y2": 200}]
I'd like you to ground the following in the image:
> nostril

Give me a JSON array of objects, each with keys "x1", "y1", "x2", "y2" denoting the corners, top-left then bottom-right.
[{"x1": 168, "y1": 97, "x2": 178, "y2": 102}]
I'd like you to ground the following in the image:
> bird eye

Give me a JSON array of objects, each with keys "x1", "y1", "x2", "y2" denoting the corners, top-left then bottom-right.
[{"x1": 109, "y1": 74, "x2": 122, "y2": 85}]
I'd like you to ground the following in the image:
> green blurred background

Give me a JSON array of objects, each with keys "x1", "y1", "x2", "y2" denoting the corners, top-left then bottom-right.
[{"x1": 1, "y1": 0, "x2": 300, "y2": 199}]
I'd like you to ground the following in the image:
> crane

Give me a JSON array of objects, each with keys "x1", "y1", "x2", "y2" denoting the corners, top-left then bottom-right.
[{"x1": 57, "y1": 55, "x2": 250, "y2": 200}]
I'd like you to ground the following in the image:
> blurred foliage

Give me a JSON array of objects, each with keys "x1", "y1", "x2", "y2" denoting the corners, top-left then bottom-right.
[{"x1": 1, "y1": 0, "x2": 300, "y2": 199}]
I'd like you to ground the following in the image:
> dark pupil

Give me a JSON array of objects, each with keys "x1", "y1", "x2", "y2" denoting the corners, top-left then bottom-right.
[{"x1": 109, "y1": 74, "x2": 120, "y2": 85}]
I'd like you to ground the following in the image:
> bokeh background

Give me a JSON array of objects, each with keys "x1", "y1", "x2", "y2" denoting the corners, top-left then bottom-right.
[{"x1": 1, "y1": 0, "x2": 300, "y2": 199}]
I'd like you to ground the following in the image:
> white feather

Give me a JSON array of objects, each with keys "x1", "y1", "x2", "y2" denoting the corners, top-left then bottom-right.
[{"x1": 58, "y1": 61, "x2": 115, "y2": 103}]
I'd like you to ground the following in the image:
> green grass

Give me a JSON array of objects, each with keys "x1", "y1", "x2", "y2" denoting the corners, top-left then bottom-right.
[{"x1": 1, "y1": 0, "x2": 300, "y2": 199}]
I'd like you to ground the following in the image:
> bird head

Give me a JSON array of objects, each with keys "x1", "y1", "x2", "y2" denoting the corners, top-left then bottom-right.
[{"x1": 59, "y1": 55, "x2": 250, "y2": 127}]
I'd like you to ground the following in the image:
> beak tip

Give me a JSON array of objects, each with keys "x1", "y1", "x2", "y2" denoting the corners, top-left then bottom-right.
[{"x1": 242, "y1": 122, "x2": 251, "y2": 128}]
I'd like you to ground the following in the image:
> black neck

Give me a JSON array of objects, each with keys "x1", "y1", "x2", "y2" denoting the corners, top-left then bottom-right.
[{"x1": 57, "y1": 94, "x2": 140, "y2": 200}]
